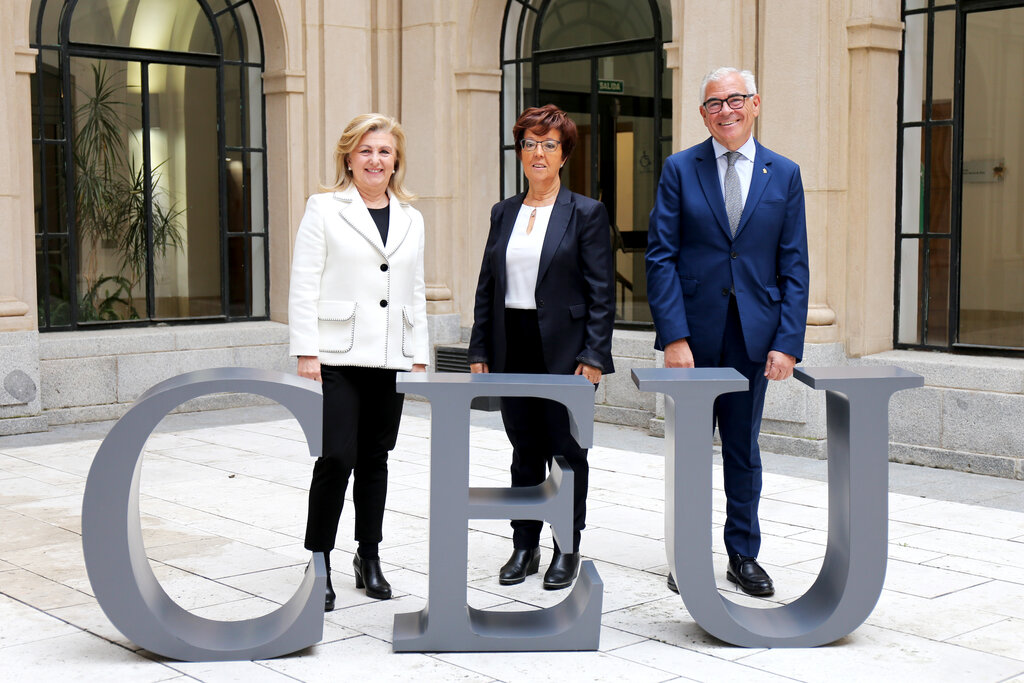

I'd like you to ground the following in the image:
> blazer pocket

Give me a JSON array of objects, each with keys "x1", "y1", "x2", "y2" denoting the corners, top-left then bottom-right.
[
  {"x1": 765, "y1": 285, "x2": 783, "y2": 303},
  {"x1": 317, "y1": 300, "x2": 356, "y2": 353},
  {"x1": 681, "y1": 278, "x2": 699, "y2": 296},
  {"x1": 568, "y1": 303, "x2": 586, "y2": 320},
  {"x1": 401, "y1": 305, "x2": 415, "y2": 358}
]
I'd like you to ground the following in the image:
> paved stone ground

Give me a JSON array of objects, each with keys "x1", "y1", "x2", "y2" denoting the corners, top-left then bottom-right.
[{"x1": 1, "y1": 400, "x2": 1023, "y2": 682}]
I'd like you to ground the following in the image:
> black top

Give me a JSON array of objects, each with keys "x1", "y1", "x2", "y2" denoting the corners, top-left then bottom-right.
[{"x1": 368, "y1": 206, "x2": 390, "y2": 246}]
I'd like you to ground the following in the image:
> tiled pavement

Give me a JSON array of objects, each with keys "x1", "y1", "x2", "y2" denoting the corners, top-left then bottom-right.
[{"x1": 1, "y1": 400, "x2": 1023, "y2": 682}]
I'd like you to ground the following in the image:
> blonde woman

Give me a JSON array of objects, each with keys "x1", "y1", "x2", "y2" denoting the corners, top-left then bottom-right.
[{"x1": 288, "y1": 114, "x2": 428, "y2": 610}]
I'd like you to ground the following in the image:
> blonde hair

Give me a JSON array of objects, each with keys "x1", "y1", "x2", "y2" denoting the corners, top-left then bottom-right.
[{"x1": 322, "y1": 113, "x2": 416, "y2": 202}]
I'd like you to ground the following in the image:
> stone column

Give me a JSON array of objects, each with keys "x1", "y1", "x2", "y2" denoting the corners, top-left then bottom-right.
[
  {"x1": 320, "y1": 0, "x2": 374, "y2": 158},
  {"x1": 0, "y1": 8, "x2": 45, "y2": 433},
  {"x1": 263, "y1": 67, "x2": 307, "y2": 323},
  {"x1": 843, "y1": 13, "x2": 902, "y2": 356},
  {"x1": 400, "y1": 2, "x2": 460, "y2": 346},
  {"x1": 759, "y1": 0, "x2": 840, "y2": 345},
  {"x1": 254, "y1": 0, "x2": 312, "y2": 323},
  {"x1": 676, "y1": 0, "x2": 754, "y2": 147},
  {"x1": 0, "y1": 45, "x2": 36, "y2": 334},
  {"x1": 264, "y1": 0, "x2": 378, "y2": 323},
  {"x1": 452, "y1": 68, "x2": 500, "y2": 325},
  {"x1": 371, "y1": 0, "x2": 402, "y2": 116}
]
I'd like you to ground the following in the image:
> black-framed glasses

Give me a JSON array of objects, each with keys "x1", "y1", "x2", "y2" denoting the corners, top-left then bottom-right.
[
  {"x1": 702, "y1": 93, "x2": 754, "y2": 114},
  {"x1": 519, "y1": 139, "x2": 562, "y2": 153}
]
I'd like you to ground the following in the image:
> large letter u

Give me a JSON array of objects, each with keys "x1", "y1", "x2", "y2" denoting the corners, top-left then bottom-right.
[{"x1": 632, "y1": 365, "x2": 922, "y2": 647}]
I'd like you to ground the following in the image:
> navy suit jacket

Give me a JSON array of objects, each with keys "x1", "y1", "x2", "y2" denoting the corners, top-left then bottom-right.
[
  {"x1": 646, "y1": 137, "x2": 809, "y2": 363},
  {"x1": 469, "y1": 186, "x2": 615, "y2": 375}
]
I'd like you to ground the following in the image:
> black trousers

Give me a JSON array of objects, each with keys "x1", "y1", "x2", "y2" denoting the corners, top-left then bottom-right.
[
  {"x1": 304, "y1": 365, "x2": 405, "y2": 553},
  {"x1": 499, "y1": 308, "x2": 589, "y2": 553},
  {"x1": 692, "y1": 296, "x2": 769, "y2": 559}
]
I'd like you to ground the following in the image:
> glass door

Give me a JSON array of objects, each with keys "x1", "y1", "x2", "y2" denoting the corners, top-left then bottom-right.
[
  {"x1": 534, "y1": 51, "x2": 664, "y2": 324},
  {"x1": 957, "y1": 5, "x2": 1024, "y2": 349}
]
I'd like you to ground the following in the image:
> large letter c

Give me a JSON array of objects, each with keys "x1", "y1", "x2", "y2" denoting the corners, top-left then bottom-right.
[{"x1": 81, "y1": 368, "x2": 326, "y2": 661}]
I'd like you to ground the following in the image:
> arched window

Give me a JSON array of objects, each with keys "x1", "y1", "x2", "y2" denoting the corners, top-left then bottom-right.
[
  {"x1": 501, "y1": 0, "x2": 672, "y2": 326},
  {"x1": 30, "y1": 0, "x2": 267, "y2": 328}
]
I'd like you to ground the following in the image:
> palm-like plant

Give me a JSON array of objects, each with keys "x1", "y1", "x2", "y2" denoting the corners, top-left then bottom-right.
[
  {"x1": 74, "y1": 63, "x2": 127, "y2": 245},
  {"x1": 73, "y1": 63, "x2": 184, "y2": 319},
  {"x1": 114, "y1": 159, "x2": 185, "y2": 293}
]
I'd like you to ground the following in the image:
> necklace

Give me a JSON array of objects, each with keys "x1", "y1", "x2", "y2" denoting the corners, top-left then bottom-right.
[{"x1": 526, "y1": 207, "x2": 537, "y2": 235}]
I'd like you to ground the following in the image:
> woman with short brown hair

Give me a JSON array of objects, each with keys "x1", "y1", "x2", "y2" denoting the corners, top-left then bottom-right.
[{"x1": 469, "y1": 104, "x2": 615, "y2": 590}]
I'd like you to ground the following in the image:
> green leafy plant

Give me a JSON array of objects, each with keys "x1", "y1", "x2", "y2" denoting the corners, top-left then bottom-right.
[
  {"x1": 72, "y1": 63, "x2": 184, "y2": 317},
  {"x1": 39, "y1": 272, "x2": 139, "y2": 324},
  {"x1": 114, "y1": 159, "x2": 185, "y2": 289},
  {"x1": 74, "y1": 63, "x2": 126, "y2": 246},
  {"x1": 78, "y1": 275, "x2": 139, "y2": 321}
]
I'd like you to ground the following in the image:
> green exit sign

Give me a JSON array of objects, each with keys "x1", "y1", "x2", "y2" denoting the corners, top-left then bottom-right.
[{"x1": 598, "y1": 79, "x2": 624, "y2": 93}]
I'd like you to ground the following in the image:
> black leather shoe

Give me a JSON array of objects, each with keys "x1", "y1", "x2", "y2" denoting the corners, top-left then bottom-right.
[
  {"x1": 542, "y1": 551, "x2": 580, "y2": 590},
  {"x1": 726, "y1": 555, "x2": 774, "y2": 596},
  {"x1": 499, "y1": 548, "x2": 540, "y2": 585},
  {"x1": 324, "y1": 572, "x2": 336, "y2": 612},
  {"x1": 667, "y1": 572, "x2": 678, "y2": 594},
  {"x1": 353, "y1": 554, "x2": 392, "y2": 600}
]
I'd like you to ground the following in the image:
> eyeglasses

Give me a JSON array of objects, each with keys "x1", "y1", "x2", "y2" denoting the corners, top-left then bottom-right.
[
  {"x1": 702, "y1": 93, "x2": 754, "y2": 114},
  {"x1": 519, "y1": 139, "x2": 562, "y2": 153}
]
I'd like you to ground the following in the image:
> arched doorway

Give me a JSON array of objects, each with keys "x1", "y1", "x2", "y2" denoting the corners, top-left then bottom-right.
[
  {"x1": 30, "y1": 0, "x2": 267, "y2": 328},
  {"x1": 500, "y1": 0, "x2": 672, "y2": 325}
]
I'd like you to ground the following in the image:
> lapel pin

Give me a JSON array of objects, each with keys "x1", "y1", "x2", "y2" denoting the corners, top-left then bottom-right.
[{"x1": 762, "y1": 168, "x2": 767, "y2": 174}]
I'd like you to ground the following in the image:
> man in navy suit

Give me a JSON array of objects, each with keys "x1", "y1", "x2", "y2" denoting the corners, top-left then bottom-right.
[{"x1": 646, "y1": 67, "x2": 809, "y2": 596}]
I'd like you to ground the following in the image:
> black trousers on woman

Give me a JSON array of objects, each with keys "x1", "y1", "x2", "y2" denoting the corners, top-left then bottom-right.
[
  {"x1": 499, "y1": 308, "x2": 589, "y2": 553},
  {"x1": 304, "y1": 365, "x2": 405, "y2": 554}
]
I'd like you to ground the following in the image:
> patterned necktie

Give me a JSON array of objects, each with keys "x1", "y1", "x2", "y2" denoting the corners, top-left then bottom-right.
[{"x1": 724, "y1": 150, "x2": 742, "y2": 237}]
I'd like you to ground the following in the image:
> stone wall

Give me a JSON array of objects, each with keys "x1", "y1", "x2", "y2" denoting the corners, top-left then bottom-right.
[
  {"x1": 634, "y1": 338, "x2": 1024, "y2": 481},
  {"x1": 859, "y1": 350, "x2": 1024, "y2": 480},
  {"x1": 37, "y1": 322, "x2": 292, "y2": 427},
  {"x1": 6, "y1": 323, "x2": 1023, "y2": 481},
  {"x1": 759, "y1": 347, "x2": 1024, "y2": 480},
  {"x1": 0, "y1": 331, "x2": 44, "y2": 435}
]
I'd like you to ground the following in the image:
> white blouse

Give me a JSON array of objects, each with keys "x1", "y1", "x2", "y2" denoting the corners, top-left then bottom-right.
[{"x1": 505, "y1": 203, "x2": 553, "y2": 309}]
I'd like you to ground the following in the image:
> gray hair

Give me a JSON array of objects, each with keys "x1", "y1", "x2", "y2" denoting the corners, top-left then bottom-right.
[{"x1": 700, "y1": 67, "x2": 758, "y2": 102}]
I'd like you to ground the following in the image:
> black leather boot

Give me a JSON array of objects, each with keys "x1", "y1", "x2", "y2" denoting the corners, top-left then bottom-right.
[
  {"x1": 499, "y1": 547, "x2": 541, "y2": 585},
  {"x1": 324, "y1": 554, "x2": 335, "y2": 612},
  {"x1": 353, "y1": 553, "x2": 392, "y2": 600},
  {"x1": 542, "y1": 551, "x2": 580, "y2": 590}
]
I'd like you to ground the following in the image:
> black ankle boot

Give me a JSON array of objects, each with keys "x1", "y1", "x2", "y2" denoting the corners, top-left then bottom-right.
[
  {"x1": 324, "y1": 554, "x2": 335, "y2": 612},
  {"x1": 353, "y1": 553, "x2": 392, "y2": 600},
  {"x1": 499, "y1": 548, "x2": 541, "y2": 585},
  {"x1": 542, "y1": 551, "x2": 580, "y2": 590}
]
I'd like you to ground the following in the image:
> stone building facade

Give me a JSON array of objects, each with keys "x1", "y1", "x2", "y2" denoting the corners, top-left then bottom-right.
[{"x1": 1, "y1": 0, "x2": 1022, "y2": 480}]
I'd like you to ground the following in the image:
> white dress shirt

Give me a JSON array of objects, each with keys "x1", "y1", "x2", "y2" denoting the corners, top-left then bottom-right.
[
  {"x1": 712, "y1": 136, "x2": 757, "y2": 208},
  {"x1": 505, "y1": 203, "x2": 553, "y2": 309}
]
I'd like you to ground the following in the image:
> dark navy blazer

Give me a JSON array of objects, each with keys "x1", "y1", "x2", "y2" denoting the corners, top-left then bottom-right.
[
  {"x1": 468, "y1": 186, "x2": 615, "y2": 375},
  {"x1": 645, "y1": 137, "x2": 809, "y2": 363}
]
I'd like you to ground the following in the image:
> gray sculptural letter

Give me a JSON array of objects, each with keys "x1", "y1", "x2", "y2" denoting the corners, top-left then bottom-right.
[
  {"x1": 632, "y1": 365, "x2": 923, "y2": 647},
  {"x1": 392, "y1": 372, "x2": 603, "y2": 652},
  {"x1": 81, "y1": 368, "x2": 327, "y2": 661}
]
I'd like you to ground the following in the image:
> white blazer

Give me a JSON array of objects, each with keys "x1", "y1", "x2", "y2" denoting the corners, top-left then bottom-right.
[{"x1": 288, "y1": 185, "x2": 430, "y2": 369}]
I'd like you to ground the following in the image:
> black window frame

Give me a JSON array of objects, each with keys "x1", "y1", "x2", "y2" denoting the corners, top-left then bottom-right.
[
  {"x1": 895, "y1": 0, "x2": 1024, "y2": 355},
  {"x1": 30, "y1": 0, "x2": 270, "y2": 331}
]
